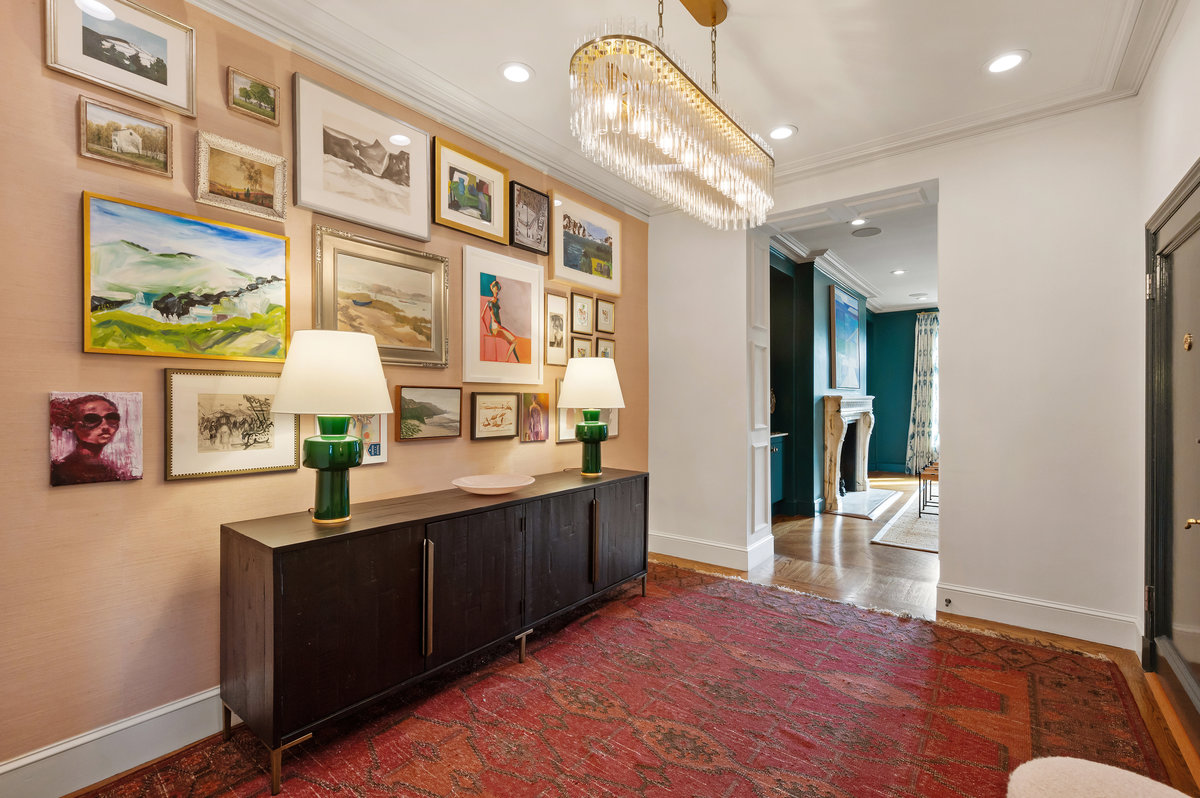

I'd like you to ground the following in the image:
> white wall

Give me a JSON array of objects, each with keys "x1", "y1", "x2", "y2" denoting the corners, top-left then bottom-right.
[
  {"x1": 648, "y1": 213, "x2": 755, "y2": 568},
  {"x1": 1139, "y1": 0, "x2": 1200, "y2": 213}
]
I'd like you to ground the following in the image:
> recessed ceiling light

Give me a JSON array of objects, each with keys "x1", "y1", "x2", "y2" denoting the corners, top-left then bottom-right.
[
  {"x1": 769, "y1": 125, "x2": 797, "y2": 141},
  {"x1": 851, "y1": 227, "x2": 882, "y2": 238},
  {"x1": 909, "y1": 292, "x2": 929, "y2": 299},
  {"x1": 987, "y1": 50, "x2": 1030, "y2": 73},
  {"x1": 891, "y1": 269, "x2": 906, "y2": 275},
  {"x1": 553, "y1": 199, "x2": 563, "y2": 207},
  {"x1": 388, "y1": 134, "x2": 411, "y2": 147},
  {"x1": 75, "y1": 0, "x2": 115, "y2": 20},
  {"x1": 501, "y1": 62, "x2": 534, "y2": 83},
  {"x1": 850, "y1": 218, "x2": 867, "y2": 226}
]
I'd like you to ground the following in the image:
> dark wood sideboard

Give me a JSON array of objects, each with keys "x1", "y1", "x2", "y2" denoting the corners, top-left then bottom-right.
[{"x1": 220, "y1": 468, "x2": 649, "y2": 793}]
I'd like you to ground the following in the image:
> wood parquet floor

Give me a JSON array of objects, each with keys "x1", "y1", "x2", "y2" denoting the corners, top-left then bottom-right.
[{"x1": 648, "y1": 472, "x2": 1200, "y2": 796}]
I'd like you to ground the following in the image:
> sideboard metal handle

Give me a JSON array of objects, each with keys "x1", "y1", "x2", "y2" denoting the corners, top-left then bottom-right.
[
  {"x1": 590, "y1": 498, "x2": 600, "y2": 585},
  {"x1": 1187, "y1": 519, "x2": 1200, "y2": 530},
  {"x1": 424, "y1": 539, "x2": 434, "y2": 657}
]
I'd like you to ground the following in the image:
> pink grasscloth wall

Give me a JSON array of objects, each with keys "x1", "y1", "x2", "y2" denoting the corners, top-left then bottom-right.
[{"x1": 0, "y1": 0, "x2": 647, "y2": 762}]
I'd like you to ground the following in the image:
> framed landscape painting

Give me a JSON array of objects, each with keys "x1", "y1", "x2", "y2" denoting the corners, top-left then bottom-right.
[
  {"x1": 79, "y1": 96, "x2": 171, "y2": 177},
  {"x1": 47, "y1": 0, "x2": 195, "y2": 116},
  {"x1": 164, "y1": 369, "x2": 298, "y2": 480},
  {"x1": 551, "y1": 192, "x2": 621, "y2": 295},
  {"x1": 471, "y1": 392, "x2": 519, "y2": 440},
  {"x1": 395, "y1": 386, "x2": 461, "y2": 441},
  {"x1": 510, "y1": 181, "x2": 549, "y2": 255},
  {"x1": 227, "y1": 67, "x2": 279, "y2": 124},
  {"x1": 294, "y1": 74, "x2": 430, "y2": 241},
  {"x1": 314, "y1": 226, "x2": 449, "y2": 367},
  {"x1": 463, "y1": 246, "x2": 542, "y2": 384},
  {"x1": 434, "y1": 138, "x2": 508, "y2": 245},
  {"x1": 196, "y1": 131, "x2": 287, "y2": 221},
  {"x1": 50, "y1": 390, "x2": 143, "y2": 485},
  {"x1": 830, "y1": 285, "x2": 862, "y2": 389},
  {"x1": 84, "y1": 193, "x2": 289, "y2": 362}
]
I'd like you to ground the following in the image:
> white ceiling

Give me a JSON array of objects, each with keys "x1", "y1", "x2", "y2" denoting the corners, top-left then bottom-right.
[{"x1": 191, "y1": 0, "x2": 1177, "y2": 311}]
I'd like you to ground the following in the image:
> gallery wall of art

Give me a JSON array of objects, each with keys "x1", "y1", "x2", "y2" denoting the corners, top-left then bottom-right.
[{"x1": 0, "y1": 0, "x2": 648, "y2": 765}]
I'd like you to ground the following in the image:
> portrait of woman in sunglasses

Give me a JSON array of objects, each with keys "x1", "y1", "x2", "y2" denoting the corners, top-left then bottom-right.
[{"x1": 50, "y1": 393, "x2": 142, "y2": 486}]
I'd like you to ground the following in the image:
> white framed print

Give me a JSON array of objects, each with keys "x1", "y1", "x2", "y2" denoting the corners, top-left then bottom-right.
[
  {"x1": 545, "y1": 293, "x2": 568, "y2": 366},
  {"x1": 463, "y1": 245, "x2": 543, "y2": 384},
  {"x1": 551, "y1": 191, "x2": 621, "y2": 296}
]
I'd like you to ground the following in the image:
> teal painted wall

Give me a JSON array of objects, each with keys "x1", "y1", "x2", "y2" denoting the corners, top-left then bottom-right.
[
  {"x1": 768, "y1": 251, "x2": 813, "y2": 516},
  {"x1": 866, "y1": 307, "x2": 938, "y2": 473}
]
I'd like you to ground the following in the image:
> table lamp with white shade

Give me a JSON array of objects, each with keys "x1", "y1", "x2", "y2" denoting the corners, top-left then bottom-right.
[
  {"x1": 271, "y1": 330, "x2": 392, "y2": 523},
  {"x1": 557, "y1": 357, "x2": 625, "y2": 477}
]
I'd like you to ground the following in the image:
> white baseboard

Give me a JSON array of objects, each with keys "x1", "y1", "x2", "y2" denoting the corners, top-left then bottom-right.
[
  {"x1": 650, "y1": 528, "x2": 768, "y2": 571},
  {"x1": 937, "y1": 582, "x2": 1142, "y2": 652},
  {"x1": 0, "y1": 688, "x2": 231, "y2": 798}
]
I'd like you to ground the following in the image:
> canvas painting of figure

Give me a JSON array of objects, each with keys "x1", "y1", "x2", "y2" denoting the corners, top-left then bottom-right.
[
  {"x1": 520, "y1": 393, "x2": 550, "y2": 442},
  {"x1": 479, "y1": 271, "x2": 533, "y2": 365},
  {"x1": 50, "y1": 391, "x2": 143, "y2": 486},
  {"x1": 462, "y1": 246, "x2": 542, "y2": 384}
]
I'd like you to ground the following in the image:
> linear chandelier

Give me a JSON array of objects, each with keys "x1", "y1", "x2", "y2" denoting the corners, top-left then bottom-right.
[{"x1": 568, "y1": 3, "x2": 774, "y2": 229}]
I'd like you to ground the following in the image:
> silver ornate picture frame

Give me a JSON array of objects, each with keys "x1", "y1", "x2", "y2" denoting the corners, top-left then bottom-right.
[{"x1": 196, "y1": 131, "x2": 287, "y2": 222}]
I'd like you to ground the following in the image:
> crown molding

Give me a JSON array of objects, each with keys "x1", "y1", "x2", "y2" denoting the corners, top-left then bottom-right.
[
  {"x1": 767, "y1": 232, "x2": 810, "y2": 263},
  {"x1": 810, "y1": 249, "x2": 882, "y2": 301},
  {"x1": 867, "y1": 299, "x2": 939, "y2": 314}
]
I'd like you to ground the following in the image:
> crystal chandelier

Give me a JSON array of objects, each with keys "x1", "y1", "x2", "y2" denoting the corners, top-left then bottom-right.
[{"x1": 568, "y1": 2, "x2": 774, "y2": 229}]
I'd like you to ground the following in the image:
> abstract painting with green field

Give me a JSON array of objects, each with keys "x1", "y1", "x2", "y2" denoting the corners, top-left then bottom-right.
[{"x1": 84, "y1": 193, "x2": 289, "y2": 362}]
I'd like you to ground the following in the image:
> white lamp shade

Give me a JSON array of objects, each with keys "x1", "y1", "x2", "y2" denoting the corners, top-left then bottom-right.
[
  {"x1": 271, "y1": 330, "x2": 393, "y2": 415},
  {"x1": 557, "y1": 357, "x2": 625, "y2": 409}
]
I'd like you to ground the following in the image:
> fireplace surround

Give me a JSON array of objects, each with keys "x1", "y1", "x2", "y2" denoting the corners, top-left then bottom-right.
[{"x1": 823, "y1": 394, "x2": 875, "y2": 512}]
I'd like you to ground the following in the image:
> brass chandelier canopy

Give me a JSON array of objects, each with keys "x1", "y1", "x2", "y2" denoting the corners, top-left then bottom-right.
[{"x1": 568, "y1": 1, "x2": 775, "y2": 229}]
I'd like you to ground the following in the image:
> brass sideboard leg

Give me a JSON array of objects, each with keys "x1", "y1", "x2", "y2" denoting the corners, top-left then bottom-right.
[
  {"x1": 642, "y1": 574, "x2": 647, "y2": 597},
  {"x1": 516, "y1": 631, "x2": 530, "y2": 663},
  {"x1": 222, "y1": 703, "x2": 232, "y2": 742},
  {"x1": 270, "y1": 747, "x2": 282, "y2": 795}
]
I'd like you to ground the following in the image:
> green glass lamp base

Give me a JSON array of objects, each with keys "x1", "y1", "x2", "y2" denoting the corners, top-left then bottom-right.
[
  {"x1": 574, "y1": 408, "x2": 608, "y2": 478},
  {"x1": 302, "y1": 415, "x2": 363, "y2": 524}
]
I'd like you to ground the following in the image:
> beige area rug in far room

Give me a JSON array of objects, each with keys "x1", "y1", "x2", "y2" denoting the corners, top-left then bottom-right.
[{"x1": 871, "y1": 494, "x2": 939, "y2": 553}]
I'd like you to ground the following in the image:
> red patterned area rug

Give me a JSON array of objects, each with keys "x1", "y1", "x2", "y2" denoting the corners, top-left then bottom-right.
[{"x1": 84, "y1": 564, "x2": 1166, "y2": 797}]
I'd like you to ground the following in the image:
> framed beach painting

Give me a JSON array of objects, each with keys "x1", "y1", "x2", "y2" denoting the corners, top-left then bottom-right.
[
  {"x1": 463, "y1": 246, "x2": 543, "y2": 384},
  {"x1": 395, "y1": 386, "x2": 461, "y2": 440},
  {"x1": 47, "y1": 0, "x2": 195, "y2": 116},
  {"x1": 520, "y1": 392, "x2": 550, "y2": 442},
  {"x1": 596, "y1": 298, "x2": 615, "y2": 334},
  {"x1": 164, "y1": 369, "x2": 299, "y2": 480},
  {"x1": 79, "y1": 96, "x2": 171, "y2": 177},
  {"x1": 545, "y1": 293, "x2": 568, "y2": 366},
  {"x1": 50, "y1": 391, "x2": 143, "y2": 485},
  {"x1": 84, "y1": 193, "x2": 289, "y2": 362},
  {"x1": 830, "y1": 285, "x2": 862, "y2": 390},
  {"x1": 227, "y1": 67, "x2": 279, "y2": 125},
  {"x1": 551, "y1": 191, "x2": 621, "y2": 295},
  {"x1": 315, "y1": 226, "x2": 450, "y2": 367},
  {"x1": 471, "y1": 392, "x2": 519, "y2": 440},
  {"x1": 510, "y1": 181, "x2": 550, "y2": 255},
  {"x1": 348, "y1": 413, "x2": 387, "y2": 464},
  {"x1": 433, "y1": 138, "x2": 509, "y2": 245},
  {"x1": 294, "y1": 74, "x2": 430, "y2": 241},
  {"x1": 196, "y1": 131, "x2": 287, "y2": 221}
]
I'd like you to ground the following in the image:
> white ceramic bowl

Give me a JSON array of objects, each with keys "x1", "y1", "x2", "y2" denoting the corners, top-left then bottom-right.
[{"x1": 451, "y1": 474, "x2": 535, "y2": 495}]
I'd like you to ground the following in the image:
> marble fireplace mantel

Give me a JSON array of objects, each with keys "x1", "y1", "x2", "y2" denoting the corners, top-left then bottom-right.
[{"x1": 823, "y1": 394, "x2": 875, "y2": 513}]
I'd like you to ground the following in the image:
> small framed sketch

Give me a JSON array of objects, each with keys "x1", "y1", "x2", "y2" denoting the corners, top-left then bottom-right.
[
  {"x1": 227, "y1": 67, "x2": 279, "y2": 124},
  {"x1": 50, "y1": 391, "x2": 143, "y2": 485},
  {"x1": 79, "y1": 96, "x2": 172, "y2": 177},
  {"x1": 520, "y1": 393, "x2": 550, "y2": 442},
  {"x1": 545, "y1": 293, "x2": 568, "y2": 366},
  {"x1": 551, "y1": 191, "x2": 621, "y2": 295},
  {"x1": 294, "y1": 74, "x2": 430, "y2": 241},
  {"x1": 348, "y1": 413, "x2": 386, "y2": 464},
  {"x1": 596, "y1": 338, "x2": 615, "y2": 359},
  {"x1": 596, "y1": 298, "x2": 615, "y2": 334},
  {"x1": 396, "y1": 386, "x2": 461, "y2": 441},
  {"x1": 571, "y1": 293, "x2": 594, "y2": 335},
  {"x1": 471, "y1": 392, "x2": 519, "y2": 440},
  {"x1": 164, "y1": 369, "x2": 299, "y2": 480},
  {"x1": 434, "y1": 138, "x2": 509, "y2": 244},
  {"x1": 47, "y1": 0, "x2": 196, "y2": 116},
  {"x1": 315, "y1": 226, "x2": 450, "y2": 367},
  {"x1": 196, "y1": 131, "x2": 287, "y2": 221},
  {"x1": 571, "y1": 337, "x2": 593, "y2": 359},
  {"x1": 510, "y1": 181, "x2": 550, "y2": 255},
  {"x1": 464, "y1": 246, "x2": 543, "y2": 384}
]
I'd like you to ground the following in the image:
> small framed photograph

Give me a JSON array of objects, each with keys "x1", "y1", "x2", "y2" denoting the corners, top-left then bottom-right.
[
  {"x1": 164, "y1": 369, "x2": 299, "y2": 480},
  {"x1": 571, "y1": 293, "x2": 594, "y2": 335},
  {"x1": 471, "y1": 392, "x2": 519, "y2": 440},
  {"x1": 79, "y1": 96, "x2": 172, "y2": 177},
  {"x1": 552, "y1": 191, "x2": 621, "y2": 295},
  {"x1": 510, "y1": 181, "x2": 550, "y2": 255},
  {"x1": 596, "y1": 298, "x2": 615, "y2": 334},
  {"x1": 571, "y1": 336, "x2": 592, "y2": 359},
  {"x1": 196, "y1": 131, "x2": 287, "y2": 221},
  {"x1": 47, "y1": 0, "x2": 196, "y2": 116},
  {"x1": 227, "y1": 67, "x2": 279, "y2": 125},
  {"x1": 50, "y1": 391, "x2": 144, "y2": 485},
  {"x1": 434, "y1": 138, "x2": 509, "y2": 244},
  {"x1": 464, "y1": 246, "x2": 543, "y2": 384},
  {"x1": 396, "y1": 386, "x2": 461, "y2": 441},
  {"x1": 545, "y1": 293, "x2": 568, "y2": 366},
  {"x1": 348, "y1": 413, "x2": 387, "y2": 464},
  {"x1": 520, "y1": 392, "x2": 550, "y2": 442},
  {"x1": 596, "y1": 338, "x2": 615, "y2": 360}
]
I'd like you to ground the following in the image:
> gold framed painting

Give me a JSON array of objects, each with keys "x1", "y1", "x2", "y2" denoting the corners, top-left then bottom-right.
[{"x1": 434, "y1": 138, "x2": 509, "y2": 244}]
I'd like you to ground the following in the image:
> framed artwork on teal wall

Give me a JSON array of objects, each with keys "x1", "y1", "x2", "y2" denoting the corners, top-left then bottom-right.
[{"x1": 830, "y1": 285, "x2": 861, "y2": 389}]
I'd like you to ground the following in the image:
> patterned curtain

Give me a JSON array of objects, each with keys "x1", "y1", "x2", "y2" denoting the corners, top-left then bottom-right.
[{"x1": 905, "y1": 312, "x2": 940, "y2": 473}]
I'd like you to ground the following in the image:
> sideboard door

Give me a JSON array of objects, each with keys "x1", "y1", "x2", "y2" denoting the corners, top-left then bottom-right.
[
  {"x1": 276, "y1": 524, "x2": 425, "y2": 738},
  {"x1": 595, "y1": 477, "x2": 648, "y2": 590},
  {"x1": 425, "y1": 506, "x2": 524, "y2": 669},
  {"x1": 525, "y1": 490, "x2": 595, "y2": 622}
]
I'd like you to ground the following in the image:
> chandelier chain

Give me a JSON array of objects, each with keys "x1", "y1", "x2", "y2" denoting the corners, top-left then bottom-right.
[
  {"x1": 711, "y1": 25, "x2": 718, "y2": 94},
  {"x1": 657, "y1": 0, "x2": 664, "y2": 39}
]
